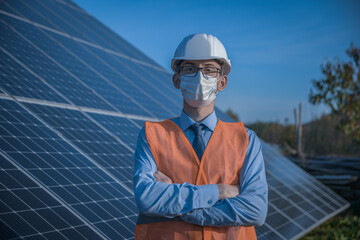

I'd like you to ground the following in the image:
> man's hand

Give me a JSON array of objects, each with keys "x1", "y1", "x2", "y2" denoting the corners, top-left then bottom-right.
[
  {"x1": 217, "y1": 184, "x2": 240, "y2": 200},
  {"x1": 154, "y1": 171, "x2": 173, "y2": 184}
]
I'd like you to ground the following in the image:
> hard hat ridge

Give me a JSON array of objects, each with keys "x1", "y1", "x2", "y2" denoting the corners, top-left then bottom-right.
[{"x1": 171, "y1": 33, "x2": 231, "y2": 75}]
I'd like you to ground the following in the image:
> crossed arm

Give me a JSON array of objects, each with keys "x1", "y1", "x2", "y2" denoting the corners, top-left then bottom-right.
[
  {"x1": 154, "y1": 171, "x2": 240, "y2": 201},
  {"x1": 133, "y1": 127, "x2": 268, "y2": 226}
]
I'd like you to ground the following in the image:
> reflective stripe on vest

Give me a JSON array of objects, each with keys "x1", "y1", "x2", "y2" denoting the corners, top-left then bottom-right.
[{"x1": 135, "y1": 119, "x2": 257, "y2": 240}]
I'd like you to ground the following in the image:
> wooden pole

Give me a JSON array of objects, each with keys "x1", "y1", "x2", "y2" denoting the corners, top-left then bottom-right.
[
  {"x1": 298, "y1": 103, "x2": 306, "y2": 167},
  {"x1": 294, "y1": 104, "x2": 306, "y2": 167},
  {"x1": 298, "y1": 103, "x2": 303, "y2": 158},
  {"x1": 294, "y1": 108, "x2": 298, "y2": 153}
]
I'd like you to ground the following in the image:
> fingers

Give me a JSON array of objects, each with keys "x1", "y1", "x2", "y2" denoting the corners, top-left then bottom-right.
[
  {"x1": 153, "y1": 171, "x2": 173, "y2": 184},
  {"x1": 235, "y1": 185, "x2": 240, "y2": 196},
  {"x1": 217, "y1": 184, "x2": 240, "y2": 200}
]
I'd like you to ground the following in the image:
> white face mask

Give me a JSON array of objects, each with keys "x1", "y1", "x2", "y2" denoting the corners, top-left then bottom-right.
[{"x1": 180, "y1": 72, "x2": 218, "y2": 108}]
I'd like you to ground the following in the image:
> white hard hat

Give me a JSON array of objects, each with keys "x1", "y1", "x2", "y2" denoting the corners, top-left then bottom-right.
[{"x1": 171, "y1": 33, "x2": 231, "y2": 75}]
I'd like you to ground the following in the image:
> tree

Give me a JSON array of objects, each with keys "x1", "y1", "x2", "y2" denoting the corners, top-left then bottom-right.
[{"x1": 309, "y1": 43, "x2": 360, "y2": 141}]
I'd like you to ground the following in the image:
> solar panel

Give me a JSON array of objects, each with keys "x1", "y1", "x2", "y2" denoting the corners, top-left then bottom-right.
[
  {"x1": 0, "y1": 154, "x2": 100, "y2": 240},
  {"x1": 0, "y1": 14, "x2": 114, "y2": 111},
  {"x1": 0, "y1": 0, "x2": 349, "y2": 239},
  {"x1": 0, "y1": 48, "x2": 68, "y2": 103},
  {"x1": 24, "y1": 103, "x2": 136, "y2": 189},
  {"x1": 0, "y1": 98, "x2": 137, "y2": 239},
  {"x1": 88, "y1": 113, "x2": 142, "y2": 149},
  {"x1": 257, "y1": 143, "x2": 349, "y2": 239}
]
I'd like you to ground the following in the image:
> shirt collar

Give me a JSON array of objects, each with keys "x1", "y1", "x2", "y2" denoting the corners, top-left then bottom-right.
[{"x1": 179, "y1": 110, "x2": 218, "y2": 132}]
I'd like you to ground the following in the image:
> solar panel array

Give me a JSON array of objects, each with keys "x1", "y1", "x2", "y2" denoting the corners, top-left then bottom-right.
[{"x1": 0, "y1": 0, "x2": 349, "y2": 239}]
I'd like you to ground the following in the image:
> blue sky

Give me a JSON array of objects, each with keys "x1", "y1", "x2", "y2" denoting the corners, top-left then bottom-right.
[{"x1": 74, "y1": 0, "x2": 360, "y2": 124}]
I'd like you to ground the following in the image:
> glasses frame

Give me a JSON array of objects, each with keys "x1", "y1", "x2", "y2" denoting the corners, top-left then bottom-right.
[{"x1": 179, "y1": 66, "x2": 222, "y2": 79}]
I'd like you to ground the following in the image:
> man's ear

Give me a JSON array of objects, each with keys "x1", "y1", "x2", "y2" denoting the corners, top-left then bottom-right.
[
  {"x1": 172, "y1": 73, "x2": 181, "y2": 89},
  {"x1": 217, "y1": 75, "x2": 228, "y2": 92}
]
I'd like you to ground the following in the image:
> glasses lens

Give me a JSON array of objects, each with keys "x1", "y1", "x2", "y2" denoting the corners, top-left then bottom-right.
[
  {"x1": 202, "y1": 67, "x2": 219, "y2": 77},
  {"x1": 181, "y1": 66, "x2": 197, "y2": 76}
]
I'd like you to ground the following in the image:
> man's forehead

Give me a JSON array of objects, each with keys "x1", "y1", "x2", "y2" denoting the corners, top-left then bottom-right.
[{"x1": 181, "y1": 60, "x2": 220, "y2": 66}]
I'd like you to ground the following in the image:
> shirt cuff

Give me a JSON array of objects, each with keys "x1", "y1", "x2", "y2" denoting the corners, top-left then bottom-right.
[
  {"x1": 180, "y1": 206, "x2": 204, "y2": 225},
  {"x1": 196, "y1": 184, "x2": 219, "y2": 208}
]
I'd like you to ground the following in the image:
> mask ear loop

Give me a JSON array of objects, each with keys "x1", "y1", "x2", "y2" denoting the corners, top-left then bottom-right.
[
  {"x1": 214, "y1": 81, "x2": 219, "y2": 96},
  {"x1": 214, "y1": 73, "x2": 225, "y2": 96},
  {"x1": 208, "y1": 74, "x2": 219, "y2": 96}
]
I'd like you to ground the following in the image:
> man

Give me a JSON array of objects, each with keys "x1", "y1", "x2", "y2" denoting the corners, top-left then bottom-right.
[{"x1": 133, "y1": 33, "x2": 268, "y2": 239}]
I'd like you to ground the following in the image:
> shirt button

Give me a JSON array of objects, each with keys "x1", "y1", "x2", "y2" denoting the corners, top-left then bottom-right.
[{"x1": 207, "y1": 200, "x2": 212, "y2": 204}]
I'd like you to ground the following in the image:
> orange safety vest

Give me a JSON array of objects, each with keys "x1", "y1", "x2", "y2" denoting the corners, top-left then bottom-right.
[{"x1": 135, "y1": 119, "x2": 257, "y2": 240}]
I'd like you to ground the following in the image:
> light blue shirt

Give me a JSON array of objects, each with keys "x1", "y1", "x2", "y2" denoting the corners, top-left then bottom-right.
[{"x1": 133, "y1": 110, "x2": 268, "y2": 226}]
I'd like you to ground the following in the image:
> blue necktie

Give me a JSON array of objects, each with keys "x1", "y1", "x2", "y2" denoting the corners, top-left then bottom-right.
[{"x1": 189, "y1": 124, "x2": 206, "y2": 161}]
